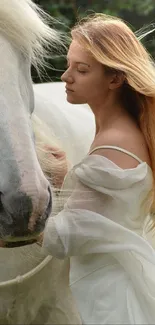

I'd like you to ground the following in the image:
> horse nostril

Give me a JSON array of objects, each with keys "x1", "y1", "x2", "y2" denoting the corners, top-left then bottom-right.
[
  {"x1": 0, "y1": 192, "x2": 4, "y2": 213},
  {"x1": 0, "y1": 192, "x2": 33, "y2": 232},
  {"x1": 47, "y1": 186, "x2": 52, "y2": 213},
  {"x1": 0, "y1": 186, "x2": 52, "y2": 240}
]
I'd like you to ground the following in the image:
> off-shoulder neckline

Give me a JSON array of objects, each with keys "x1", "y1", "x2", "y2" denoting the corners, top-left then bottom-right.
[
  {"x1": 84, "y1": 144, "x2": 152, "y2": 172},
  {"x1": 81, "y1": 153, "x2": 152, "y2": 173}
]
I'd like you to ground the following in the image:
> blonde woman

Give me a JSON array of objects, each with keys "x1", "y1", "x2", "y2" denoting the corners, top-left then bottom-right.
[{"x1": 43, "y1": 13, "x2": 155, "y2": 324}]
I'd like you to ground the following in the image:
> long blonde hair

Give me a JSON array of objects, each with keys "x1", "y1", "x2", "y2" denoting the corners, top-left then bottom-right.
[
  {"x1": 72, "y1": 13, "x2": 155, "y2": 220},
  {"x1": 0, "y1": 0, "x2": 64, "y2": 69}
]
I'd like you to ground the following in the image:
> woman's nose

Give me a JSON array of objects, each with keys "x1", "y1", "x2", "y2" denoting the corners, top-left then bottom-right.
[{"x1": 61, "y1": 70, "x2": 74, "y2": 83}]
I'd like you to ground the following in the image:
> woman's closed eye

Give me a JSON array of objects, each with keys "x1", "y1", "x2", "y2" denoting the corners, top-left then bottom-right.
[
  {"x1": 65, "y1": 61, "x2": 89, "y2": 74},
  {"x1": 77, "y1": 70, "x2": 88, "y2": 74},
  {"x1": 65, "y1": 65, "x2": 88, "y2": 74}
]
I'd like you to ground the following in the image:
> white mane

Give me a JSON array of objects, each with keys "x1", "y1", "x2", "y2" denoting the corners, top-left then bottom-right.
[{"x1": 0, "y1": 0, "x2": 60, "y2": 67}]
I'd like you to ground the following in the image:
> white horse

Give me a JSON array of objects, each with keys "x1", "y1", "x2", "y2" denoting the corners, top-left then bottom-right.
[
  {"x1": 0, "y1": 0, "x2": 57, "y2": 246},
  {"x1": 0, "y1": 0, "x2": 95, "y2": 322}
]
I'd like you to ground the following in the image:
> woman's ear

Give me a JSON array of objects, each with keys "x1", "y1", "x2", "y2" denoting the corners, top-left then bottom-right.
[{"x1": 109, "y1": 72, "x2": 125, "y2": 90}]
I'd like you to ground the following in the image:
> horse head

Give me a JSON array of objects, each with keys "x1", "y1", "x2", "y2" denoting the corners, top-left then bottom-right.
[{"x1": 0, "y1": 0, "x2": 61, "y2": 246}]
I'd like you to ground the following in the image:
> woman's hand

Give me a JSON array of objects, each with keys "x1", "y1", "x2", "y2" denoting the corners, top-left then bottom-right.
[{"x1": 43, "y1": 145, "x2": 69, "y2": 188}]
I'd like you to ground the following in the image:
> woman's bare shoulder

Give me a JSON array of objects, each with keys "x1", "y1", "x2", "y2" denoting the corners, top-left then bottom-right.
[{"x1": 90, "y1": 126, "x2": 151, "y2": 169}]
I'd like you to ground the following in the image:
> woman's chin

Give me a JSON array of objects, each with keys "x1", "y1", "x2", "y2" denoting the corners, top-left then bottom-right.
[{"x1": 66, "y1": 95, "x2": 85, "y2": 105}]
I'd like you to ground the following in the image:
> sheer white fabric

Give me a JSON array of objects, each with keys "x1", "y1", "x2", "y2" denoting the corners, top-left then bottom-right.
[{"x1": 43, "y1": 154, "x2": 155, "y2": 324}]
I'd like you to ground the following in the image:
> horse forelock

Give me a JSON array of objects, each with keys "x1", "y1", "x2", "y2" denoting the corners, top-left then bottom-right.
[{"x1": 0, "y1": 0, "x2": 60, "y2": 67}]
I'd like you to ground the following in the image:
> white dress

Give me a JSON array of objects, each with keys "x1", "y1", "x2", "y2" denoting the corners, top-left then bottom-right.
[{"x1": 43, "y1": 145, "x2": 155, "y2": 324}]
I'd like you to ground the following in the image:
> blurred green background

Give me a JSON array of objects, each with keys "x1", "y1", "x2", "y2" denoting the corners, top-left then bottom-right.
[{"x1": 33, "y1": 0, "x2": 155, "y2": 83}]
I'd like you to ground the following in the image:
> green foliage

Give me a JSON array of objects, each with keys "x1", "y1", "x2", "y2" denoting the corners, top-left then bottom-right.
[{"x1": 33, "y1": 0, "x2": 155, "y2": 83}]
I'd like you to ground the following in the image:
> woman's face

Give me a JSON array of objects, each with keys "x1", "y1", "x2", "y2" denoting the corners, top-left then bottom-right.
[{"x1": 61, "y1": 39, "x2": 112, "y2": 106}]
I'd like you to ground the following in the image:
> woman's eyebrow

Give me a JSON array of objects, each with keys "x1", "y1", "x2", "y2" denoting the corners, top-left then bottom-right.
[
  {"x1": 75, "y1": 61, "x2": 90, "y2": 67},
  {"x1": 67, "y1": 58, "x2": 90, "y2": 67}
]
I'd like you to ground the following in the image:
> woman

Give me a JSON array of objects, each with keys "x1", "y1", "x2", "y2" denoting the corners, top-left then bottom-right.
[{"x1": 43, "y1": 14, "x2": 155, "y2": 324}]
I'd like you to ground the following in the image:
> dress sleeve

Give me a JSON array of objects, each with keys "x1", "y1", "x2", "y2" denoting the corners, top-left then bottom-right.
[{"x1": 42, "y1": 155, "x2": 152, "y2": 259}]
